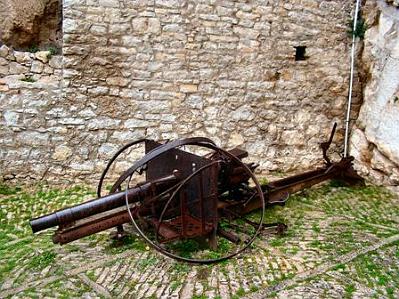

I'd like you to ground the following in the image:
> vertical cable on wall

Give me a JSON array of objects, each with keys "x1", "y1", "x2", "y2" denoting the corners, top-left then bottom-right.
[{"x1": 344, "y1": 0, "x2": 362, "y2": 157}]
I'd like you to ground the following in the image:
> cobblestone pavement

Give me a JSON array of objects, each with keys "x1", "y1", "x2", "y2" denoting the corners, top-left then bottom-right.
[{"x1": 0, "y1": 182, "x2": 398, "y2": 298}]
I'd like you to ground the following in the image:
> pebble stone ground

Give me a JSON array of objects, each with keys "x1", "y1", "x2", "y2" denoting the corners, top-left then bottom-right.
[{"x1": 0, "y1": 182, "x2": 398, "y2": 299}]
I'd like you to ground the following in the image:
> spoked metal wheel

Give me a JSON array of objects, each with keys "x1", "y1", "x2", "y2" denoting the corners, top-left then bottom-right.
[{"x1": 112, "y1": 137, "x2": 265, "y2": 264}]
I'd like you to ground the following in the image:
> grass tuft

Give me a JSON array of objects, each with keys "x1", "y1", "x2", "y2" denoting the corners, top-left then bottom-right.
[
  {"x1": 28, "y1": 250, "x2": 57, "y2": 270},
  {"x1": 0, "y1": 183, "x2": 21, "y2": 195}
]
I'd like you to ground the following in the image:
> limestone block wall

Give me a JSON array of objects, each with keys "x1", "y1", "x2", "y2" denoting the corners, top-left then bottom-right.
[
  {"x1": 1, "y1": 0, "x2": 360, "y2": 185},
  {"x1": 350, "y1": 0, "x2": 399, "y2": 187},
  {"x1": 58, "y1": 0, "x2": 354, "y2": 184},
  {"x1": 0, "y1": 45, "x2": 63, "y2": 181}
]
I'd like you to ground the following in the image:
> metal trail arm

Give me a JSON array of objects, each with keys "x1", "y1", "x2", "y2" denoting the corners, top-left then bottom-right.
[
  {"x1": 239, "y1": 123, "x2": 363, "y2": 214},
  {"x1": 240, "y1": 156, "x2": 358, "y2": 214}
]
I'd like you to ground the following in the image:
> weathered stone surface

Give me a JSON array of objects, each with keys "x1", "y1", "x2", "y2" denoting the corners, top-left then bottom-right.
[
  {"x1": 52, "y1": 145, "x2": 73, "y2": 161},
  {"x1": 0, "y1": 44, "x2": 9, "y2": 57},
  {"x1": 0, "y1": 46, "x2": 61, "y2": 183},
  {"x1": 229, "y1": 105, "x2": 255, "y2": 121},
  {"x1": 31, "y1": 60, "x2": 44, "y2": 73},
  {"x1": 18, "y1": 131, "x2": 49, "y2": 146},
  {"x1": 0, "y1": 0, "x2": 61, "y2": 48},
  {"x1": 14, "y1": 51, "x2": 33, "y2": 64},
  {"x1": 8, "y1": 62, "x2": 28, "y2": 74},
  {"x1": 48, "y1": 55, "x2": 62, "y2": 69},
  {"x1": 350, "y1": 1, "x2": 399, "y2": 186},
  {"x1": 88, "y1": 86, "x2": 109, "y2": 96},
  {"x1": 3, "y1": 111, "x2": 19, "y2": 126},
  {"x1": 99, "y1": 0, "x2": 119, "y2": 8},
  {"x1": 228, "y1": 132, "x2": 245, "y2": 146},
  {"x1": 386, "y1": 0, "x2": 399, "y2": 7},
  {"x1": 179, "y1": 84, "x2": 198, "y2": 93},
  {"x1": 106, "y1": 77, "x2": 130, "y2": 87},
  {"x1": 35, "y1": 51, "x2": 51, "y2": 63},
  {"x1": 90, "y1": 25, "x2": 107, "y2": 35},
  {"x1": 2, "y1": 0, "x2": 395, "y2": 187},
  {"x1": 98, "y1": 143, "x2": 118, "y2": 158},
  {"x1": 0, "y1": 84, "x2": 9, "y2": 91}
]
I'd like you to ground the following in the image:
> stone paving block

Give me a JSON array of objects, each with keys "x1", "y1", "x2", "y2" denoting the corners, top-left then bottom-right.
[{"x1": 1, "y1": 184, "x2": 399, "y2": 298}]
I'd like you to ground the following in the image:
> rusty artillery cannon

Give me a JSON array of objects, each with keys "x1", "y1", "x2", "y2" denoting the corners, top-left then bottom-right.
[{"x1": 30, "y1": 123, "x2": 363, "y2": 263}]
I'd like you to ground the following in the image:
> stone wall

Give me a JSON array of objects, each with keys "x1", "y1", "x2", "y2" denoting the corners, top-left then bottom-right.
[
  {"x1": 1, "y1": 0, "x2": 359, "y2": 185},
  {"x1": 0, "y1": 45, "x2": 63, "y2": 181},
  {"x1": 350, "y1": 0, "x2": 399, "y2": 187},
  {"x1": 60, "y1": 0, "x2": 354, "y2": 184}
]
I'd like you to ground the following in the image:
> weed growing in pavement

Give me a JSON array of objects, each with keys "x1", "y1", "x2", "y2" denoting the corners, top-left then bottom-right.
[
  {"x1": 28, "y1": 250, "x2": 57, "y2": 270},
  {"x1": 344, "y1": 283, "x2": 356, "y2": 298},
  {"x1": 137, "y1": 256, "x2": 158, "y2": 269},
  {"x1": 0, "y1": 183, "x2": 21, "y2": 195},
  {"x1": 105, "y1": 235, "x2": 146, "y2": 254},
  {"x1": 172, "y1": 262, "x2": 190, "y2": 275},
  {"x1": 170, "y1": 280, "x2": 182, "y2": 291}
]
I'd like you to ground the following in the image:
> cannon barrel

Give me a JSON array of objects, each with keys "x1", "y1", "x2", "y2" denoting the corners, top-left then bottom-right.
[{"x1": 30, "y1": 174, "x2": 178, "y2": 233}]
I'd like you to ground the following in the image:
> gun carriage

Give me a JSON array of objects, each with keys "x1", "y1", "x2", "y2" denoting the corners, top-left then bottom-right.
[{"x1": 30, "y1": 123, "x2": 363, "y2": 264}]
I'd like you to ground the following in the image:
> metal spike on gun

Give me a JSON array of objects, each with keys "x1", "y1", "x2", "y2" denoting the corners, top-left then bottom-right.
[{"x1": 30, "y1": 123, "x2": 364, "y2": 264}]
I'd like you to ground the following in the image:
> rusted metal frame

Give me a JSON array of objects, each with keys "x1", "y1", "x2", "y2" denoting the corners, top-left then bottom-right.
[
  {"x1": 110, "y1": 137, "x2": 216, "y2": 193},
  {"x1": 53, "y1": 194, "x2": 280, "y2": 246},
  {"x1": 199, "y1": 173, "x2": 205, "y2": 235},
  {"x1": 53, "y1": 205, "x2": 135, "y2": 244},
  {"x1": 219, "y1": 207, "x2": 285, "y2": 239},
  {"x1": 123, "y1": 139, "x2": 265, "y2": 264},
  {"x1": 221, "y1": 208, "x2": 262, "y2": 229},
  {"x1": 180, "y1": 191, "x2": 188, "y2": 237},
  {"x1": 155, "y1": 160, "x2": 221, "y2": 242},
  {"x1": 266, "y1": 168, "x2": 330, "y2": 189},
  {"x1": 217, "y1": 228, "x2": 241, "y2": 244},
  {"x1": 57, "y1": 155, "x2": 344, "y2": 244},
  {"x1": 34, "y1": 159, "x2": 353, "y2": 246},
  {"x1": 30, "y1": 173, "x2": 178, "y2": 233},
  {"x1": 149, "y1": 219, "x2": 180, "y2": 242},
  {"x1": 241, "y1": 160, "x2": 350, "y2": 214},
  {"x1": 208, "y1": 160, "x2": 220, "y2": 250},
  {"x1": 28, "y1": 127, "x2": 364, "y2": 264},
  {"x1": 320, "y1": 122, "x2": 337, "y2": 166},
  {"x1": 267, "y1": 168, "x2": 338, "y2": 202}
]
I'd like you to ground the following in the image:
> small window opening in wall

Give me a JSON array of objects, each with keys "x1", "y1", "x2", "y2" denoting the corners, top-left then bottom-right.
[{"x1": 294, "y1": 46, "x2": 307, "y2": 61}]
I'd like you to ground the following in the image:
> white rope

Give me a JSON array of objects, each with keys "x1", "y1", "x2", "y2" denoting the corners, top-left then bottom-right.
[{"x1": 344, "y1": 0, "x2": 362, "y2": 157}]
